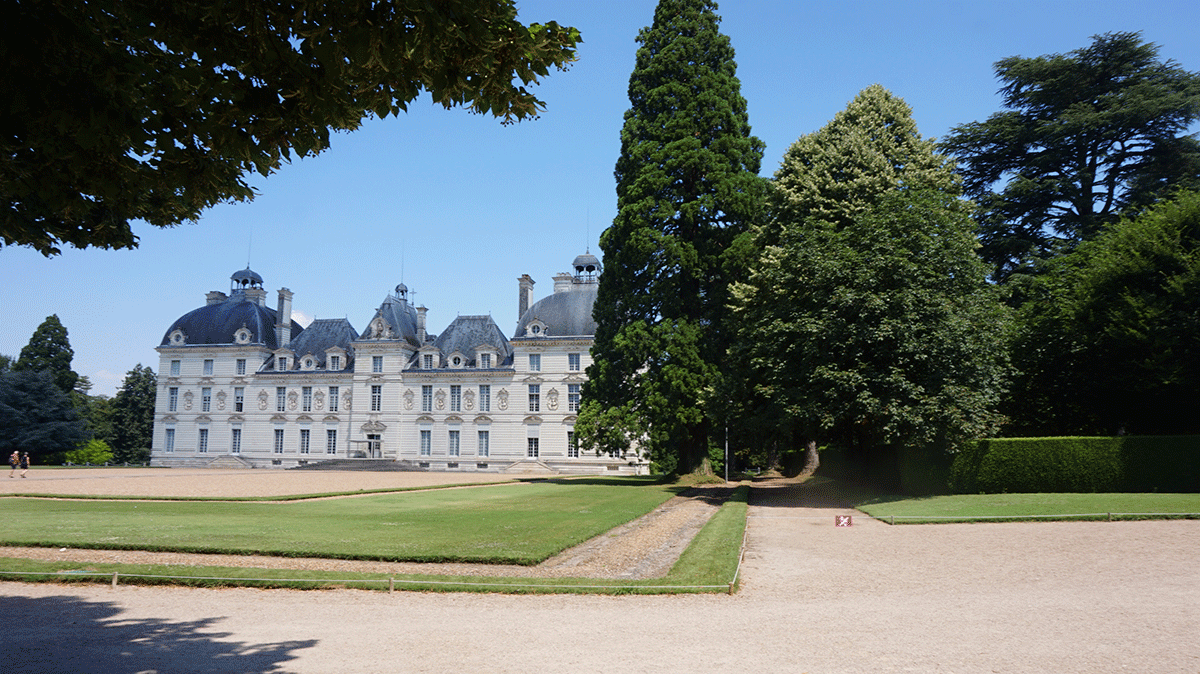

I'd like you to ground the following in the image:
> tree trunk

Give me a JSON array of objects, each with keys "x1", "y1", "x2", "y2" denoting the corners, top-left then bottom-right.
[{"x1": 799, "y1": 439, "x2": 820, "y2": 478}]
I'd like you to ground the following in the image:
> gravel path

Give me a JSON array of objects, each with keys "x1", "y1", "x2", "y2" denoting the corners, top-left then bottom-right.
[{"x1": 2, "y1": 471, "x2": 1198, "y2": 673}]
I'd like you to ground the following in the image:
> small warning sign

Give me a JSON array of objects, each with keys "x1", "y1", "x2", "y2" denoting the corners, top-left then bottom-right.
[{"x1": 835, "y1": 515, "x2": 853, "y2": 527}]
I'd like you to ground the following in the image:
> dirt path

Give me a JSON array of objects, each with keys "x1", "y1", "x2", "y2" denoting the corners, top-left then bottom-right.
[{"x1": 2, "y1": 473, "x2": 1199, "y2": 673}]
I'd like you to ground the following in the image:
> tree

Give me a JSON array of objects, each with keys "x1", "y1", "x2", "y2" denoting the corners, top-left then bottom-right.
[
  {"x1": 1, "y1": 0, "x2": 581, "y2": 256},
  {"x1": 577, "y1": 0, "x2": 766, "y2": 475},
  {"x1": 731, "y1": 88, "x2": 1009, "y2": 472},
  {"x1": 940, "y1": 32, "x2": 1200, "y2": 281},
  {"x1": 66, "y1": 439, "x2": 115, "y2": 465},
  {"x1": 14, "y1": 315, "x2": 79, "y2": 396},
  {"x1": 0, "y1": 369, "x2": 90, "y2": 463},
  {"x1": 1007, "y1": 190, "x2": 1200, "y2": 436},
  {"x1": 111, "y1": 364, "x2": 158, "y2": 463}
]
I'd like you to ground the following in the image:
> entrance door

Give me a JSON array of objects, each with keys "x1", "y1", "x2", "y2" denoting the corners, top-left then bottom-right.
[{"x1": 366, "y1": 434, "x2": 381, "y2": 458}]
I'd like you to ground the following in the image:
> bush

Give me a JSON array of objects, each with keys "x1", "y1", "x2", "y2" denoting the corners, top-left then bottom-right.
[{"x1": 66, "y1": 439, "x2": 114, "y2": 465}]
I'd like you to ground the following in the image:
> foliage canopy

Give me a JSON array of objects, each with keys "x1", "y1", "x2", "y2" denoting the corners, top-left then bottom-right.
[{"x1": 14, "y1": 314, "x2": 79, "y2": 396}]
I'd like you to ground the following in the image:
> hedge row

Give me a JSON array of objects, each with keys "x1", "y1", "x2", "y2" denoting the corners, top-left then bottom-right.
[{"x1": 950, "y1": 436, "x2": 1200, "y2": 494}]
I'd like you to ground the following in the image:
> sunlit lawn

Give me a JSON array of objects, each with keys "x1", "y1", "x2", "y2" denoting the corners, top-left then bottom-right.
[{"x1": 856, "y1": 490, "x2": 1200, "y2": 523}]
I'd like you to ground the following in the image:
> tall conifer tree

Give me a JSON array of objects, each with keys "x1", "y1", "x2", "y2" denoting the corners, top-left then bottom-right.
[
  {"x1": 578, "y1": 0, "x2": 764, "y2": 474},
  {"x1": 15, "y1": 314, "x2": 79, "y2": 396}
]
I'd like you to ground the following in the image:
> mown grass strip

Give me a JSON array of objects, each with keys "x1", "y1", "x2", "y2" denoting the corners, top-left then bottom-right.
[
  {"x1": 856, "y1": 491, "x2": 1200, "y2": 524},
  {"x1": 0, "y1": 480, "x2": 523, "y2": 502}
]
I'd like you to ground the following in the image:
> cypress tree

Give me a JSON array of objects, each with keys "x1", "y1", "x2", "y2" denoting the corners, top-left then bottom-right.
[{"x1": 578, "y1": 0, "x2": 765, "y2": 474}]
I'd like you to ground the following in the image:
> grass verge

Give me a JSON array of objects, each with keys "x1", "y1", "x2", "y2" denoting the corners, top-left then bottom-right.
[{"x1": 856, "y1": 490, "x2": 1200, "y2": 524}]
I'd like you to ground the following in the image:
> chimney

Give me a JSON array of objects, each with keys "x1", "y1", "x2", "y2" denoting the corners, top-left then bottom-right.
[
  {"x1": 276, "y1": 288, "x2": 293, "y2": 348},
  {"x1": 553, "y1": 272, "x2": 573, "y2": 294},
  {"x1": 245, "y1": 286, "x2": 267, "y2": 305},
  {"x1": 417, "y1": 306, "x2": 427, "y2": 344},
  {"x1": 206, "y1": 291, "x2": 228, "y2": 305},
  {"x1": 518, "y1": 274, "x2": 535, "y2": 318}
]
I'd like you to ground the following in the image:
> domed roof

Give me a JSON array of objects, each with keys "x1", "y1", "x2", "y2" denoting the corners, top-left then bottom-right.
[
  {"x1": 160, "y1": 296, "x2": 302, "y2": 348},
  {"x1": 514, "y1": 283, "x2": 598, "y2": 339}
]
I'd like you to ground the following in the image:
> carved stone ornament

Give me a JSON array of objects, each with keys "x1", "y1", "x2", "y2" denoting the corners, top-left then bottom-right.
[
  {"x1": 257, "y1": 390, "x2": 269, "y2": 410},
  {"x1": 343, "y1": 391, "x2": 352, "y2": 411},
  {"x1": 464, "y1": 389, "x2": 475, "y2": 410},
  {"x1": 314, "y1": 389, "x2": 325, "y2": 411},
  {"x1": 287, "y1": 390, "x2": 299, "y2": 411},
  {"x1": 403, "y1": 389, "x2": 414, "y2": 410},
  {"x1": 183, "y1": 390, "x2": 194, "y2": 411},
  {"x1": 547, "y1": 387, "x2": 559, "y2": 411},
  {"x1": 434, "y1": 388, "x2": 446, "y2": 410},
  {"x1": 497, "y1": 388, "x2": 509, "y2": 411},
  {"x1": 216, "y1": 389, "x2": 227, "y2": 411}
]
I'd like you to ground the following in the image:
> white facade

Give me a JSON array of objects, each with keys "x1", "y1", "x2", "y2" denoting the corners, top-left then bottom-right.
[{"x1": 152, "y1": 255, "x2": 646, "y2": 475}]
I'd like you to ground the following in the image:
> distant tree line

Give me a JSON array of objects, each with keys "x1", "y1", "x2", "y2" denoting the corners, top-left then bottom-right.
[
  {"x1": 578, "y1": 0, "x2": 1200, "y2": 479},
  {"x1": 0, "y1": 315, "x2": 156, "y2": 465}
]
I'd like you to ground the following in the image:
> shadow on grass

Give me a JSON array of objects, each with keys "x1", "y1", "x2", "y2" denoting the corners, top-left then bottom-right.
[
  {"x1": 0, "y1": 592, "x2": 317, "y2": 673},
  {"x1": 748, "y1": 476, "x2": 911, "y2": 509}
]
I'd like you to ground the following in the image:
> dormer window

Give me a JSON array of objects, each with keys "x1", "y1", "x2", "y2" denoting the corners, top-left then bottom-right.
[
  {"x1": 479, "y1": 353, "x2": 492, "y2": 369},
  {"x1": 329, "y1": 355, "x2": 340, "y2": 370},
  {"x1": 278, "y1": 357, "x2": 288, "y2": 371},
  {"x1": 423, "y1": 353, "x2": 434, "y2": 369},
  {"x1": 169, "y1": 329, "x2": 185, "y2": 345},
  {"x1": 234, "y1": 327, "x2": 252, "y2": 344},
  {"x1": 525, "y1": 319, "x2": 547, "y2": 337},
  {"x1": 303, "y1": 357, "x2": 315, "y2": 370}
]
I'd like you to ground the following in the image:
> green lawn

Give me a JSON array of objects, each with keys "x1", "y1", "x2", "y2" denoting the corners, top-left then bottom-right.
[
  {"x1": 0, "y1": 478, "x2": 678, "y2": 565},
  {"x1": 857, "y1": 490, "x2": 1200, "y2": 523}
]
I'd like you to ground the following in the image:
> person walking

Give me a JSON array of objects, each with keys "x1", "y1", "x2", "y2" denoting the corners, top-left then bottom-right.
[
  {"x1": 20, "y1": 452, "x2": 30, "y2": 478},
  {"x1": 8, "y1": 451, "x2": 17, "y2": 477}
]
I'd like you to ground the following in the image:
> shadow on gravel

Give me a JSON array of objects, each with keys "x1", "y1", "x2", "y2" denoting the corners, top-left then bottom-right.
[
  {"x1": 749, "y1": 477, "x2": 898, "y2": 510},
  {"x1": 0, "y1": 593, "x2": 317, "y2": 674}
]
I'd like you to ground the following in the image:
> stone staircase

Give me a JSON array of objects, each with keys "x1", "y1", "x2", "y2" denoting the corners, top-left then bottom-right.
[
  {"x1": 502, "y1": 459, "x2": 559, "y2": 475},
  {"x1": 288, "y1": 458, "x2": 424, "y2": 472},
  {"x1": 206, "y1": 455, "x2": 252, "y2": 469}
]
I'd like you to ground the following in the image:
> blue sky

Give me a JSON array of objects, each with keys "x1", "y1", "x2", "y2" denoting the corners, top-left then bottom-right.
[{"x1": 3, "y1": 0, "x2": 1199, "y2": 395}]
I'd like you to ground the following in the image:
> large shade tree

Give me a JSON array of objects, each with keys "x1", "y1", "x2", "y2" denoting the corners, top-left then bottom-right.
[
  {"x1": 1, "y1": 0, "x2": 580, "y2": 255},
  {"x1": 111, "y1": 364, "x2": 158, "y2": 463},
  {"x1": 0, "y1": 370, "x2": 90, "y2": 462},
  {"x1": 578, "y1": 0, "x2": 765, "y2": 474},
  {"x1": 940, "y1": 32, "x2": 1200, "y2": 282},
  {"x1": 14, "y1": 315, "x2": 79, "y2": 396}
]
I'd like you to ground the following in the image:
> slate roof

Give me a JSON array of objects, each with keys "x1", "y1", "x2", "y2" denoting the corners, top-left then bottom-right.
[
  {"x1": 286, "y1": 318, "x2": 358, "y2": 369},
  {"x1": 363, "y1": 294, "x2": 421, "y2": 346},
  {"x1": 160, "y1": 294, "x2": 303, "y2": 348},
  {"x1": 514, "y1": 283, "x2": 598, "y2": 339},
  {"x1": 433, "y1": 315, "x2": 513, "y2": 367}
]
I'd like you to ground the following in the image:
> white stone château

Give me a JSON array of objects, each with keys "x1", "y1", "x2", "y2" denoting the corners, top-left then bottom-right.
[{"x1": 151, "y1": 254, "x2": 646, "y2": 474}]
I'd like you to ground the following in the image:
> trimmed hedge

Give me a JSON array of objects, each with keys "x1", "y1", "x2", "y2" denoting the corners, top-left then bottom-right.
[{"x1": 950, "y1": 436, "x2": 1200, "y2": 494}]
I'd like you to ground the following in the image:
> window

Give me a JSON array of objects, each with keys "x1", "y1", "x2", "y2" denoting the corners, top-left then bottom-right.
[
  {"x1": 479, "y1": 385, "x2": 491, "y2": 412},
  {"x1": 329, "y1": 355, "x2": 340, "y2": 370},
  {"x1": 371, "y1": 385, "x2": 382, "y2": 411},
  {"x1": 568, "y1": 431, "x2": 578, "y2": 458},
  {"x1": 448, "y1": 430, "x2": 460, "y2": 457},
  {"x1": 203, "y1": 359, "x2": 213, "y2": 376},
  {"x1": 201, "y1": 387, "x2": 211, "y2": 412},
  {"x1": 168, "y1": 387, "x2": 178, "y2": 412},
  {"x1": 423, "y1": 353, "x2": 434, "y2": 369},
  {"x1": 231, "y1": 428, "x2": 242, "y2": 454},
  {"x1": 569, "y1": 353, "x2": 581, "y2": 372},
  {"x1": 170, "y1": 360, "x2": 180, "y2": 376},
  {"x1": 529, "y1": 353, "x2": 541, "y2": 372},
  {"x1": 450, "y1": 385, "x2": 461, "y2": 412},
  {"x1": 568, "y1": 384, "x2": 581, "y2": 413},
  {"x1": 302, "y1": 386, "x2": 312, "y2": 412},
  {"x1": 198, "y1": 428, "x2": 208, "y2": 453},
  {"x1": 527, "y1": 437, "x2": 539, "y2": 458},
  {"x1": 274, "y1": 429, "x2": 285, "y2": 454},
  {"x1": 234, "y1": 387, "x2": 244, "y2": 412},
  {"x1": 278, "y1": 357, "x2": 288, "y2": 371},
  {"x1": 236, "y1": 358, "x2": 246, "y2": 376},
  {"x1": 328, "y1": 386, "x2": 339, "y2": 412},
  {"x1": 164, "y1": 428, "x2": 175, "y2": 453},
  {"x1": 326, "y1": 430, "x2": 337, "y2": 454},
  {"x1": 276, "y1": 387, "x2": 286, "y2": 412},
  {"x1": 528, "y1": 384, "x2": 540, "y2": 412},
  {"x1": 420, "y1": 430, "x2": 431, "y2": 456},
  {"x1": 479, "y1": 353, "x2": 491, "y2": 369},
  {"x1": 372, "y1": 355, "x2": 383, "y2": 373},
  {"x1": 299, "y1": 429, "x2": 310, "y2": 454},
  {"x1": 421, "y1": 385, "x2": 433, "y2": 412},
  {"x1": 477, "y1": 430, "x2": 489, "y2": 457}
]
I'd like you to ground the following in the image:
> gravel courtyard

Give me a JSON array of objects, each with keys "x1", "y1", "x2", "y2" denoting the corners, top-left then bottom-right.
[{"x1": 2, "y1": 470, "x2": 1198, "y2": 673}]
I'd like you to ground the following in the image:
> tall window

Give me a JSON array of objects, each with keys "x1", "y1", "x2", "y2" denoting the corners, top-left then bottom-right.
[
  {"x1": 231, "y1": 428, "x2": 242, "y2": 454},
  {"x1": 203, "y1": 359, "x2": 214, "y2": 376},
  {"x1": 170, "y1": 360, "x2": 181, "y2": 376},
  {"x1": 528, "y1": 353, "x2": 541, "y2": 371},
  {"x1": 448, "y1": 430, "x2": 460, "y2": 456},
  {"x1": 479, "y1": 353, "x2": 491, "y2": 369},
  {"x1": 234, "y1": 387, "x2": 244, "y2": 412},
  {"x1": 168, "y1": 387, "x2": 178, "y2": 412},
  {"x1": 568, "y1": 384, "x2": 581, "y2": 413},
  {"x1": 527, "y1": 437, "x2": 539, "y2": 458},
  {"x1": 302, "y1": 386, "x2": 312, "y2": 412},
  {"x1": 236, "y1": 358, "x2": 246, "y2": 376},
  {"x1": 372, "y1": 355, "x2": 383, "y2": 373},
  {"x1": 277, "y1": 357, "x2": 288, "y2": 371},
  {"x1": 371, "y1": 385, "x2": 382, "y2": 412},
  {"x1": 479, "y1": 385, "x2": 490, "y2": 412},
  {"x1": 568, "y1": 431, "x2": 578, "y2": 458},
  {"x1": 274, "y1": 429, "x2": 284, "y2": 454},
  {"x1": 299, "y1": 429, "x2": 311, "y2": 454},
  {"x1": 276, "y1": 387, "x2": 286, "y2": 412},
  {"x1": 198, "y1": 428, "x2": 208, "y2": 453},
  {"x1": 201, "y1": 387, "x2": 211, "y2": 412},
  {"x1": 477, "y1": 430, "x2": 489, "y2": 457},
  {"x1": 164, "y1": 428, "x2": 175, "y2": 453},
  {"x1": 329, "y1": 355, "x2": 340, "y2": 370},
  {"x1": 421, "y1": 385, "x2": 433, "y2": 412},
  {"x1": 450, "y1": 385, "x2": 461, "y2": 412},
  {"x1": 528, "y1": 384, "x2": 540, "y2": 412},
  {"x1": 328, "y1": 386, "x2": 339, "y2": 412},
  {"x1": 568, "y1": 353, "x2": 581, "y2": 372},
  {"x1": 326, "y1": 430, "x2": 337, "y2": 454},
  {"x1": 420, "y1": 430, "x2": 431, "y2": 456},
  {"x1": 423, "y1": 353, "x2": 434, "y2": 369}
]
